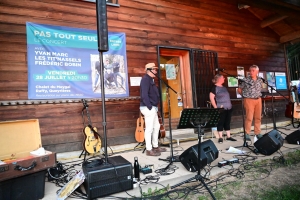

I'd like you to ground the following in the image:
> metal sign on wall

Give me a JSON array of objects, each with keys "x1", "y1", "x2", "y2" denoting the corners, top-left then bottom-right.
[{"x1": 26, "y1": 22, "x2": 129, "y2": 99}]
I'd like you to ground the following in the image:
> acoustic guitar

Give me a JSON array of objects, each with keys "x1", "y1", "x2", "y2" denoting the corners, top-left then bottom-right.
[
  {"x1": 157, "y1": 112, "x2": 166, "y2": 139},
  {"x1": 135, "y1": 112, "x2": 145, "y2": 143},
  {"x1": 82, "y1": 99, "x2": 102, "y2": 154},
  {"x1": 135, "y1": 111, "x2": 166, "y2": 142}
]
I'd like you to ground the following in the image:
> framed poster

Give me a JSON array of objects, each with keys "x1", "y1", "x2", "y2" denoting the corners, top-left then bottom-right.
[
  {"x1": 266, "y1": 72, "x2": 276, "y2": 87},
  {"x1": 227, "y1": 77, "x2": 238, "y2": 87},
  {"x1": 165, "y1": 64, "x2": 176, "y2": 80},
  {"x1": 237, "y1": 66, "x2": 244, "y2": 79},
  {"x1": 259, "y1": 71, "x2": 268, "y2": 92},
  {"x1": 275, "y1": 72, "x2": 287, "y2": 90}
]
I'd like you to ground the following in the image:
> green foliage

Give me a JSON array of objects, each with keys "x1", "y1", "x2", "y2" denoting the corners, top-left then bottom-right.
[
  {"x1": 257, "y1": 184, "x2": 300, "y2": 200},
  {"x1": 142, "y1": 185, "x2": 170, "y2": 199},
  {"x1": 287, "y1": 42, "x2": 300, "y2": 58}
]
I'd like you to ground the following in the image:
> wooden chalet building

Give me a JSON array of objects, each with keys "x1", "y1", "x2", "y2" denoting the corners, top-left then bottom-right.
[{"x1": 0, "y1": 0, "x2": 299, "y2": 153}]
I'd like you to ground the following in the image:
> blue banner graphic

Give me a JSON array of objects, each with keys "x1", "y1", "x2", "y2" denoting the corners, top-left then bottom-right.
[
  {"x1": 26, "y1": 22, "x2": 129, "y2": 99},
  {"x1": 275, "y1": 72, "x2": 287, "y2": 90}
]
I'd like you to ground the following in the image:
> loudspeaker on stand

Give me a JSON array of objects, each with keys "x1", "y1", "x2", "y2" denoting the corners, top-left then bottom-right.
[
  {"x1": 96, "y1": 0, "x2": 109, "y2": 52},
  {"x1": 179, "y1": 140, "x2": 218, "y2": 172}
]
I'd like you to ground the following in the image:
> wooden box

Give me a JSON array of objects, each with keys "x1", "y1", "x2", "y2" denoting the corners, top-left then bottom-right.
[{"x1": 0, "y1": 119, "x2": 56, "y2": 182}]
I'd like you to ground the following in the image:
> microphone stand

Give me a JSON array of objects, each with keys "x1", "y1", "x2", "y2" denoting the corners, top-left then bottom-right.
[
  {"x1": 148, "y1": 69, "x2": 180, "y2": 169},
  {"x1": 260, "y1": 78, "x2": 291, "y2": 135},
  {"x1": 217, "y1": 70, "x2": 256, "y2": 153}
]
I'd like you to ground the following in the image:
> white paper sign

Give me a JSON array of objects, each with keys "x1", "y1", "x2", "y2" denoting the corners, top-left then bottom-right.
[
  {"x1": 130, "y1": 77, "x2": 142, "y2": 86},
  {"x1": 226, "y1": 146, "x2": 247, "y2": 154}
]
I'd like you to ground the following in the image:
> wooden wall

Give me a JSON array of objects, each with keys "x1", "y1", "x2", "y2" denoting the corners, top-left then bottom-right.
[{"x1": 0, "y1": 0, "x2": 288, "y2": 153}]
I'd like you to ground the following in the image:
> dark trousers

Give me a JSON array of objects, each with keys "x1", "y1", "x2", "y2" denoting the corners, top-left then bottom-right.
[{"x1": 217, "y1": 109, "x2": 233, "y2": 132}]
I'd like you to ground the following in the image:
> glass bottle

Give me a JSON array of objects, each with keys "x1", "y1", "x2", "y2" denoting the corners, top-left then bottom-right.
[{"x1": 134, "y1": 157, "x2": 140, "y2": 180}]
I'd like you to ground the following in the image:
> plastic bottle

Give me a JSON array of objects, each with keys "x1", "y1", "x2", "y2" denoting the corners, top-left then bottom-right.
[{"x1": 134, "y1": 157, "x2": 140, "y2": 181}]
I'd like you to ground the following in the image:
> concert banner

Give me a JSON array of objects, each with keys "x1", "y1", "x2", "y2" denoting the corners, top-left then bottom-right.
[{"x1": 26, "y1": 22, "x2": 129, "y2": 99}]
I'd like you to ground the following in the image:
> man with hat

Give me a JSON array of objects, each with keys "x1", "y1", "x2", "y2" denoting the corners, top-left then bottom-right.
[{"x1": 140, "y1": 63, "x2": 166, "y2": 156}]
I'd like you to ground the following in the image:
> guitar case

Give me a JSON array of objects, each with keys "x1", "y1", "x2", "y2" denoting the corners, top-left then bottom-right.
[
  {"x1": 286, "y1": 130, "x2": 300, "y2": 145},
  {"x1": 0, "y1": 119, "x2": 56, "y2": 182}
]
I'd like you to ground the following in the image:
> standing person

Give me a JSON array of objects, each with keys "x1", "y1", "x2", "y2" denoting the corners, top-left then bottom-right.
[
  {"x1": 297, "y1": 78, "x2": 300, "y2": 101},
  {"x1": 209, "y1": 74, "x2": 236, "y2": 143},
  {"x1": 140, "y1": 63, "x2": 166, "y2": 156},
  {"x1": 93, "y1": 61, "x2": 100, "y2": 91},
  {"x1": 111, "y1": 58, "x2": 124, "y2": 88},
  {"x1": 237, "y1": 65, "x2": 263, "y2": 141}
]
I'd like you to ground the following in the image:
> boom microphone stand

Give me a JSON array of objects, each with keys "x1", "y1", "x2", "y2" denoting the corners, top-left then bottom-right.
[{"x1": 147, "y1": 69, "x2": 180, "y2": 168}]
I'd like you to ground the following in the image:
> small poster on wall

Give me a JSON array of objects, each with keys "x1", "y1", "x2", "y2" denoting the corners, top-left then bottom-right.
[
  {"x1": 266, "y1": 72, "x2": 276, "y2": 87},
  {"x1": 237, "y1": 66, "x2": 244, "y2": 79},
  {"x1": 227, "y1": 77, "x2": 238, "y2": 87},
  {"x1": 165, "y1": 64, "x2": 176, "y2": 80},
  {"x1": 275, "y1": 72, "x2": 287, "y2": 90},
  {"x1": 258, "y1": 71, "x2": 268, "y2": 92}
]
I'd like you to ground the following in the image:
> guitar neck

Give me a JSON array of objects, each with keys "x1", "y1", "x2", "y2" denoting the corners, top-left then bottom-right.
[
  {"x1": 82, "y1": 99, "x2": 93, "y2": 127},
  {"x1": 85, "y1": 108, "x2": 93, "y2": 127}
]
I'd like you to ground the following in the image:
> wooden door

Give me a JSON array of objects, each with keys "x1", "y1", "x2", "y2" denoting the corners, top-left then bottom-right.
[{"x1": 159, "y1": 48, "x2": 193, "y2": 120}]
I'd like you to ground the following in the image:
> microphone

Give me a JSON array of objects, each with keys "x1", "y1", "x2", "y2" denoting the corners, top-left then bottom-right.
[
  {"x1": 215, "y1": 68, "x2": 225, "y2": 72},
  {"x1": 146, "y1": 68, "x2": 154, "y2": 70}
]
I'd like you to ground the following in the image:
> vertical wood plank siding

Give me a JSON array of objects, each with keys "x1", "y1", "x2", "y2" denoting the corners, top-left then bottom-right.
[{"x1": 0, "y1": 0, "x2": 287, "y2": 152}]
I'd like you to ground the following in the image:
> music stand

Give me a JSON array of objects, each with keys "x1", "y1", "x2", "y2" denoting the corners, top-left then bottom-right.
[{"x1": 172, "y1": 108, "x2": 222, "y2": 200}]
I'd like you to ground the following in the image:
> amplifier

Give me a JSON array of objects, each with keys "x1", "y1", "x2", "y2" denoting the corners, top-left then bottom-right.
[{"x1": 82, "y1": 156, "x2": 133, "y2": 199}]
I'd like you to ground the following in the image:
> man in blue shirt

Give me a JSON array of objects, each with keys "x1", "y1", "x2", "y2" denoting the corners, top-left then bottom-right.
[{"x1": 140, "y1": 63, "x2": 166, "y2": 156}]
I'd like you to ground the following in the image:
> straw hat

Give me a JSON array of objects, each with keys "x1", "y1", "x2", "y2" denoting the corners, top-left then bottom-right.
[{"x1": 145, "y1": 63, "x2": 158, "y2": 71}]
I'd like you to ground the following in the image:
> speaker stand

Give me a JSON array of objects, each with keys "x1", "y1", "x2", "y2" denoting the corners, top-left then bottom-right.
[{"x1": 171, "y1": 123, "x2": 216, "y2": 200}]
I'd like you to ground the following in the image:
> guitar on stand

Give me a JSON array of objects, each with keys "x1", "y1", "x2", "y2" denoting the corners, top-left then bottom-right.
[
  {"x1": 135, "y1": 112, "x2": 145, "y2": 143},
  {"x1": 79, "y1": 99, "x2": 102, "y2": 160},
  {"x1": 292, "y1": 86, "x2": 300, "y2": 127},
  {"x1": 134, "y1": 111, "x2": 166, "y2": 151},
  {"x1": 157, "y1": 112, "x2": 166, "y2": 139}
]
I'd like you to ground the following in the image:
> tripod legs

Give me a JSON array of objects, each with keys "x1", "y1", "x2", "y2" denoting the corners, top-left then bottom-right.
[
  {"x1": 79, "y1": 150, "x2": 89, "y2": 161},
  {"x1": 197, "y1": 175, "x2": 216, "y2": 200},
  {"x1": 171, "y1": 172, "x2": 216, "y2": 199}
]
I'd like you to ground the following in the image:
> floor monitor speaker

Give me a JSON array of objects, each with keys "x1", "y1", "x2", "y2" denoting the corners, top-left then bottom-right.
[
  {"x1": 179, "y1": 140, "x2": 218, "y2": 172},
  {"x1": 82, "y1": 156, "x2": 133, "y2": 199},
  {"x1": 286, "y1": 130, "x2": 300, "y2": 145},
  {"x1": 254, "y1": 130, "x2": 283, "y2": 155}
]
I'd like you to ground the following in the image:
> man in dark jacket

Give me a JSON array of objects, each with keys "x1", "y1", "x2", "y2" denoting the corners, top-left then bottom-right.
[{"x1": 140, "y1": 63, "x2": 166, "y2": 156}]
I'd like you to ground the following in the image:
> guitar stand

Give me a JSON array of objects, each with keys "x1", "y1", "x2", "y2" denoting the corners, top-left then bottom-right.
[
  {"x1": 79, "y1": 150, "x2": 90, "y2": 161},
  {"x1": 134, "y1": 142, "x2": 146, "y2": 152}
]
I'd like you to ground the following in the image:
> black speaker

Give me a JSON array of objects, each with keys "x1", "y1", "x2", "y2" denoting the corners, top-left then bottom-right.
[
  {"x1": 254, "y1": 130, "x2": 284, "y2": 155},
  {"x1": 96, "y1": 0, "x2": 109, "y2": 52},
  {"x1": 0, "y1": 170, "x2": 46, "y2": 200},
  {"x1": 286, "y1": 130, "x2": 300, "y2": 145},
  {"x1": 82, "y1": 156, "x2": 133, "y2": 199},
  {"x1": 179, "y1": 140, "x2": 218, "y2": 172}
]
